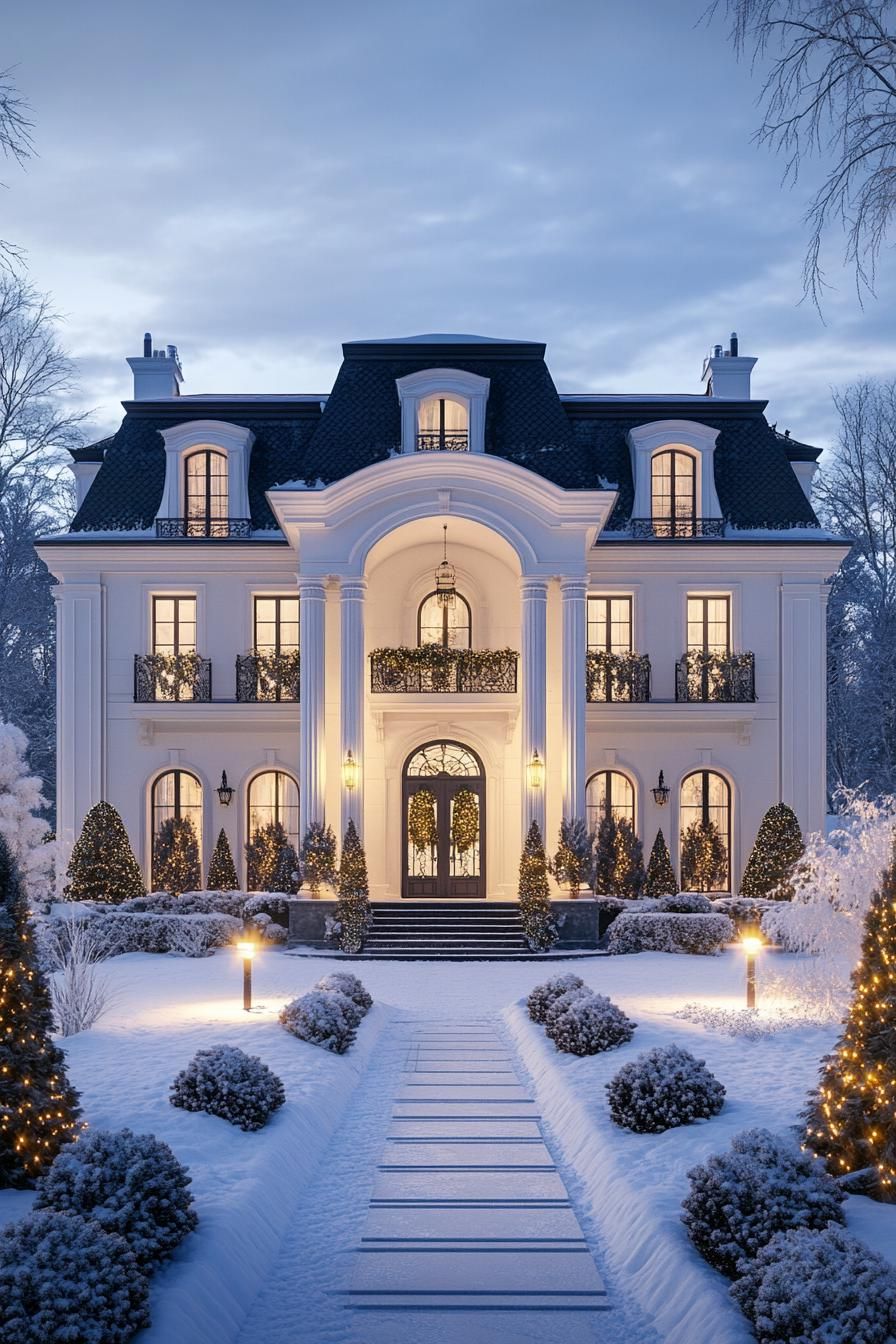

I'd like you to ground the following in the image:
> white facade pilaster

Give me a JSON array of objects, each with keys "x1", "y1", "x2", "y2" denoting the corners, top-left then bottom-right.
[
  {"x1": 520, "y1": 576, "x2": 548, "y2": 840},
  {"x1": 298, "y1": 577, "x2": 327, "y2": 840},
  {"x1": 779, "y1": 579, "x2": 828, "y2": 835},
  {"x1": 53, "y1": 581, "x2": 105, "y2": 845},
  {"x1": 339, "y1": 577, "x2": 366, "y2": 840},
  {"x1": 560, "y1": 576, "x2": 587, "y2": 823}
]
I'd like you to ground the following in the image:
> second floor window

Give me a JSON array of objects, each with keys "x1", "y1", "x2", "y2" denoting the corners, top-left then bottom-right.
[
  {"x1": 418, "y1": 591, "x2": 471, "y2": 648},
  {"x1": 651, "y1": 449, "x2": 695, "y2": 534},
  {"x1": 185, "y1": 450, "x2": 228, "y2": 535},
  {"x1": 417, "y1": 396, "x2": 468, "y2": 452},
  {"x1": 254, "y1": 596, "x2": 299, "y2": 654},
  {"x1": 587, "y1": 596, "x2": 632, "y2": 653},
  {"x1": 153, "y1": 596, "x2": 196, "y2": 655},
  {"x1": 687, "y1": 595, "x2": 730, "y2": 655}
]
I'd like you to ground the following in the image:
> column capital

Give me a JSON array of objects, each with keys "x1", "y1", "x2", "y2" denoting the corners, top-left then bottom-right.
[
  {"x1": 559, "y1": 576, "x2": 588, "y2": 599},
  {"x1": 519, "y1": 576, "x2": 549, "y2": 599},
  {"x1": 296, "y1": 576, "x2": 328, "y2": 601},
  {"x1": 338, "y1": 576, "x2": 368, "y2": 600}
]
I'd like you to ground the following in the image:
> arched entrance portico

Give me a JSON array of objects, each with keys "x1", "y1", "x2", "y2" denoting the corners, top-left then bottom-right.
[{"x1": 402, "y1": 741, "x2": 485, "y2": 899}]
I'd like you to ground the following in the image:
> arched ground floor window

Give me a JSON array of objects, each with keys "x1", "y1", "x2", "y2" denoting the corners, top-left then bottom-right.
[
  {"x1": 247, "y1": 770, "x2": 299, "y2": 851},
  {"x1": 586, "y1": 769, "x2": 635, "y2": 834},
  {"x1": 151, "y1": 769, "x2": 203, "y2": 886},
  {"x1": 679, "y1": 769, "x2": 731, "y2": 892}
]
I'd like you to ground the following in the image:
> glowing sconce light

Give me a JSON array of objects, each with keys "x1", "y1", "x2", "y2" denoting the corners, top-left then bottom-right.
[
  {"x1": 741, "y1": 931, "x2": 763, "y2": 1010},
  {"x1": 434, "y1": 524, "x2": 457, "y2": 608},
  {"x1": 236, "y1": 938, "x2": 256, "y2": 1012},
  {"x1": 216, "y1": 770, "x2": 234, "y2": 806},
  {"x1": 527, "y1": 750, "x2": 545, "y2": 790},
  {"x1": 652, "y1": 770, "x2": 670, "y2": 807},
  {"x1": 342, "y1": 750, "x2": 359, "y2": 791}
]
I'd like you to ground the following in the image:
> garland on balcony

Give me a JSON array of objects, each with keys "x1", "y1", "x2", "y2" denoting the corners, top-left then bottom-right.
[
  {"x1": 408, "y1": 789, "x2": 437, "y2": 855},
  {"x1": 451, "y1": 789, "x2": 478, "y2": 856},
  {"x1": 370, "y1": 645, "x2": 516, "y2": 673},
  {"x1": 253, "y1": 649, "x2": 300, "y2": 691},
  {"x1": 151, "y1": 651, "x2": 202, "y2": 682},
  {"x1": 586, "y1": 650, "x2": 649, "y2": 701}
]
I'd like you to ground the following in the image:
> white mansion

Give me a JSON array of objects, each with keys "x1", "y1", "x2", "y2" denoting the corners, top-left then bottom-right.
[{"x1": 38, "y1": 332, "x2": 848, "y2": 904}]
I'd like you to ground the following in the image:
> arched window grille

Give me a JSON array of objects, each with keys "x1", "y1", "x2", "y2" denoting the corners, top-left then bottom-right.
[
  {"x1": 417, "y1": 591, "x2": 472, "y2": 648},
  {"x1": 247, "y1": 770, "x2": 299, "y2": 850},
  {"x1": 184, "y1": 450, "x2": 228, "y2": 536},
  {"x1": 151, "y1": 770, "x2": 203, "y2": 882},
  {"x1": 651, "y1": 449, "x2": 696, "y2": 535},
  {"x1": 586, "y1": 770, "x2": 635, "y2": 833},
  {"x1": 679, "y1": 769, "x2": 731, "y2": 892}
]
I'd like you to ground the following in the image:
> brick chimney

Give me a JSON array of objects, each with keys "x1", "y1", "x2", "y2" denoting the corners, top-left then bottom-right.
[
  {"x1": 701, "y1": 331, "x2": 757, "y2": 399},
  {"x1": 126, "y1": 332, "x2": 183, "y2": 399}
]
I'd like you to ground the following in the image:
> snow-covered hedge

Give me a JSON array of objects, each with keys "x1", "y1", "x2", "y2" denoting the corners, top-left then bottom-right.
[
  {"x1": 608, "y1": 911, "x2": 734, "y2": 955},
  {"x1": 40, "y1": 910, "x2": 242, "y2": 959},
  {"x1": 34, "y1": 1127, "x2": 197, "y2": 1269},
  {"x1": 681, "y1": 1127, "x2": 846, "y2": 1277},
  {"x1": 712, "y1": 896, "x2": 775, "y2": 933},
  {"x1": 315, "y1": 972, "x2": 373, "y2": 1014},
  {"x1": 279, "y1": 989, "x2": 359, "y2": 1053},
  {"x1": 606, "y1": 1044, "x2": 725, "y2": 1133},
  {"x1": 526, "y1": 973, "x2": 586, "y2": 1024},
  {"x1": 170, "y1": 1045, "x2": 286, "y2": 1131},
  {"x1": 0, "y1": 1209, "x2": 150, "y2": 1344},
  {"x1": 545, "y1": 992, "x2": 636, "y2": 1056},
  {"x1": 730, "y1": 1225, "x2": 896, "y2": 1344},
  {"x1": 542, "y1": 984, "x2": 595, "y2": 1031},
  {"x1": 656, "y1": 892, "x2": 714, "y2": 915},
  {"x1": 175, "y1": 890, "x2": 249, "y2": 918},
  {"x1": 247, "y1": 911, "x2": 288, "y2": 944},
  {"x1": 242, "y1": 892, "x2": 292, "y2": 925}
]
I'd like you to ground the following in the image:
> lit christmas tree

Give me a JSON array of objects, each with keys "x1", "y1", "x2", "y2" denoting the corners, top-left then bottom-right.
[
  {"x1": 592, "y1": 814, "x2": 646, "y2": 897},
  {"x1": 804, "y1": 841, "x2": 896, "y2": 1201},
  {"x1": 207, "y1": 829, "x2": 239, "y2": 891},
  {"x1": 335, "y1": 820, "x2": 369, "y2": 952},
  {"x1": 550, "y1": 817, "x2": 595, "y2": 895},
  {"x1": 592, "y1": 813, "x2": 619, "y2": 895},
  {"x1": 270, "y1": 843, "x2": 301, "y2": 894},
  {"x1": 740, "y1": 803, "x2": 804, "y2": 900},
  {"x1": 680, "y1": 819, "x2": 727, "y2": 893},
  {"x1": 0, "y1": 834, "x2": 81, "y2": 1187},
  {"x1": 645, "y1": 829, "x2": 678, "y2": 898},
  {"x1": 64, "y1": 801, "x2": 146, "y2": 904},
  {"x1": 152, "y1": 817, "x2": 201, "y2": 897},
  {"x1": 300, "y1": 822, "x2": 337, "y2": 896},
  {"x1": 518, "y1": 821, "x2": 557, "y2": 950},
  {"x1": 246, "y1": 821, "x2": 290, "y2": 892}
]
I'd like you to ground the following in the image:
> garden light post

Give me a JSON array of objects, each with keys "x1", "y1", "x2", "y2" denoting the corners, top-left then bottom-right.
[
  {"x1": 236, "y1": 939, "x2": 256, "y2": 1011},
  {"x1": 741, "y1": 933, "x2": 762, "y2": 1010}
]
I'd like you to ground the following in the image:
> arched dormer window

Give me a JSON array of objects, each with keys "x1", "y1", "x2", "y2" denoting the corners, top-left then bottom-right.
[
  {"x1": 626, "y1": 420, "x2": 723, "y2": 536},
  {"x1": 417, "y1": 395, "x2": 469, "y2": 452},
  {"x1": 418, "y1": 590, "x2": 472, "y2": 648},
  {"x1": 395, "y1": 369, "x2": 490, "y2": 455},
  {"x1": 156, "y1": 420, "x2": 255, "y2": 539},
  {"x1": 651, "y1": 448, "x2": 696, "y2": 537},
  {"x1": 185, "y1": 450, "x2": 228, "y2": 536}
]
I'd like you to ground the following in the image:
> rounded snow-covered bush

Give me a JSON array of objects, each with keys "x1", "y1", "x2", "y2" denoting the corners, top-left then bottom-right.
[
  {"x1": 34, "y1": 1127, "x2": 197, "y2": 1268},
  {"x1": 681, "y1": 1127, "x2": 845, "y2": 1277},
  {"x1": 606, "y1": 1044, "x2": 725, "y2": 1133},
  {"x1": 279, "y1": 989, "x2": 358, "y2": 1053},
  {"x1": 545, "y1": 992, "x2": 636, "y2": 1056},
  {"x1": 542, "y1": 984, "x2": 595, "y2": 1031},
  {"x1": 711, "y1": 896, "x2": 775, "y2": 934},
  {"x1": 242, "y1": 892, "x2": 291, "y2": 924},
  {"x1": 175, "y1": 890, "x2": 248, "y2": 917},
  {"x1": 315, "y1": 972, "x2": 373, "y2": 1014},
  {"x1": 0, "y1": 1209, "x2": 150, "y2": 1344},
  {"x1": 656, "y1": 892, "x2": 714, "y2": 914},
  {"x1": 608, "y1": 912, "x2": 734, "y2": 955},
  {"x1": 170, "y1": 1045, "x2": 285, "y2": 1131},
  {"x1": 527, "y1": 973, "x2": 586, "y2": 1024},
  {"x1": 248, "y1": 910, "x2": 288, "y2": 943},
  {"x1": 731, "y1": 1225, "x2": 896, "y2": 1344}
]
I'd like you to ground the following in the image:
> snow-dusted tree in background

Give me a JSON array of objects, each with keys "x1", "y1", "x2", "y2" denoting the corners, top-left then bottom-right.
[
  {"x1": 550, "y1": 817, "x2": 595, "y2": 895},
  {"x1": 0, "y1": 718, "x2": 51, "y2": 903},
  {"x1": 645, "y1": 829, "x2": 678, "y2": 898},
  {"x1": 245, "y1": 820, "x2": 289, "y2": 892},
  {"x1": 64, "y1": 801, "x2": 145, "y2": 905},
  {"x1": 207, "y1": 828, "x2": 238, "y2": 891}
]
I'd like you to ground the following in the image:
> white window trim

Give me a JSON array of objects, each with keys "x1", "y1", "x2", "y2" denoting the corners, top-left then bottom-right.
[
  {"x1": 395, "y1": 368, "x2": 490, "y2": 455},
  {"x1": 142, "y1": 583, "x2": 206, "y2": 655},
  {"x1": 678, "y1": 582, "x2": 742, "y2": 653},
  {"x1": 157, "y1": 419, "x2": 255, "y2": 523},
  {"x1": 627, "y1": 419, "x2": 723, "y2": 521}
]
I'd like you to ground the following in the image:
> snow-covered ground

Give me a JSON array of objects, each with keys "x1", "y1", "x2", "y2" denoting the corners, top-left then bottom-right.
[{"x1": 3, "y1": 946, "x2": 894, "y2": 1343}]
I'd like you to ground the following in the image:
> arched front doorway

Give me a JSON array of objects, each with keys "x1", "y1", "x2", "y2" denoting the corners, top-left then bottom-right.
[{"x1": 402, "y1": 741, "x2": 485, "y2": 899}]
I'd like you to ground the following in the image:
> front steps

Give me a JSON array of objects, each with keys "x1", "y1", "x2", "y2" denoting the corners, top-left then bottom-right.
[{"x1": 363, "y1": 902, "x2": 531, "y2": 960}]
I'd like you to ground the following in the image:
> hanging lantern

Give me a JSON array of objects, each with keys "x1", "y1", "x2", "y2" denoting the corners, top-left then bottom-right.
[
  {"x1": 216, "y1": 770, "x2": 234, "y2": 806},
  {"x1": 435, "y1": 524, "x2": 457, "y2": 609},
  {"x1": 652, "y1": 770, "x2": 670, "y2": 807}
]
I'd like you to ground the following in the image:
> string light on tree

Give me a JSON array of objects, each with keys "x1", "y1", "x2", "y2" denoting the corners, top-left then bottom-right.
[{"x1": 740, "y1": 803, "x2": 805, "y2": 901}]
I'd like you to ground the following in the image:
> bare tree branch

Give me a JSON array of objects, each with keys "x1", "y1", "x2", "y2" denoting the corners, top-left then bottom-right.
[{"x1": 0, "y1": 67, "x2": 34, "y2": 272}]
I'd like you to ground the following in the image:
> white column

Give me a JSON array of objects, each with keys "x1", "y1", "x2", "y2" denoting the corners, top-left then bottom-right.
[
  {"x1": 779, "y1": 580, "x2": 827, "y2": 835},
  {"x1": 53, "y1": 581, "x2": 105, "y2": 849},
  {"x1": 339, "y1": 577, "x2": 366, "y2": 841},
  {"x1": 520, "y1": 577, "x2": 548, "y2": 841},
  {"x1": 561, "y1": 577, "x2": 587, "y2": 823},
  {"x1": 298, "y1": 578, "x2": 327, "y2": 841}
]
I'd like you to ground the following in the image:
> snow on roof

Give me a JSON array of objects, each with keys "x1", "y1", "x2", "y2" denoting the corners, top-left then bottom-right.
[
  {"x1": 348, "y1": 333, "x2": 533, "y2": 345},
  {"x1": 149, "y1": 394, "x2": 329, "y2": 403},
  {"x1": 560, "y1": 393, "x2": 716, "y2": 403}
]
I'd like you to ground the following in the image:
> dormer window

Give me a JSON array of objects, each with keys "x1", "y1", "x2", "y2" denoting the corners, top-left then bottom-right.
[
  {"x1": 651, "y1": 449, "x2": 696, "y2": 536},
  {"x1": 417, "y1": 396, "x2": 469, "y2": 452},
  {"x1": 156, "y1": 420, "x2": 255, "y2": 539},
  {"x1": 627, "y1": 420, "x2": 724, "y2": 538},
  {"x1": 185, "y1": 450, "x2": 229, "y2": 537}
]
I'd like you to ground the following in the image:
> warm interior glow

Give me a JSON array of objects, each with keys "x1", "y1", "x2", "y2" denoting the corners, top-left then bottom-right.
[{"x1": 236, "y1": 940, "x2": 256, "y2": 960}]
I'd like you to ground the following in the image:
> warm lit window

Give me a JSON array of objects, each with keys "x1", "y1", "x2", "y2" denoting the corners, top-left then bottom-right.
[
  {"x1": 184, "y1": 450, "x2": 228, "y2": 535},
  {"x1": 587, "y1": 596, "x2": 632, "y2": 653},
  {"x1": 151, "y1": 770, "x2": 202, "y2": 884},
  {"x1": 687, "y1": 596, "x2": 730, "y2": 655},
  {"x1": 152, "y1": 596, "x2": 196, "y2": 656},
  {"x1": 417, "y1": 591, "x2": 472, "y2": 648},
  {"x1": 651, "y1": 449, "x2": 696, "y2": 534},
  {"x1": 680, "y1": 770, "x2": 730, "y2": 892},
  {"x1": 254, "y1": 596, "x2": 299, "y2": 654},
  {"x1": 247, "y1": 770, "x2": 299, "y2": 852},
  {"x1": 586, "y1": 770, "x2": 635, "y2": 833},
  {"x1": 416, "y1": 396, "x2": 469, "y2": 451}
]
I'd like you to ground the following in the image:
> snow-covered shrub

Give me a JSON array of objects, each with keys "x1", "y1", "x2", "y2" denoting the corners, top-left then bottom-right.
[
  {"x1": 82, "y1": 910, "x2": 242, "y2": 958},
  {"x1": 315, "y1": 972, "x2": 373, "y2": 1014},
  {"x1": 542, "y1": 984, "x2": 595, "y2": 1031},
  {"x1": 712, "y1": 896, "x2": 775, "y2": 933},
  {"x1": 45, "y1": 916, "x2": 114, "y2": 1036},
  {"x1": 164, "y1": 912, "x2": 243, "y2": 957},
  {"x1": 170, "y1": 1045, "x2": 286, "y2": 1131},
  {"x1": 681, "y1": 1127, "x2": 846, "y2": 1277},
  {"x1": 656, "y1": 892, "x2": 714, "y2": 914},
  {"x1": 175, "y1": 889, "x2": 249, "y2": 918},
  {"x1": 242, "y1": 892, "x2": 291, "y2": 924},
  {"x1": 606, "y1": 1044, "x2": 725, "y2": 1133},
  {"x1": 34, "y1": 1127, "x2": 197, "y2": 1269},
  {"x1": 0, "y1": 1209, "x2": 150, "y2": 1344},
  {"x1": 608, "y1": 912, "x2": 734, "y2": 955},
  {"x1": 117, "y1": 892, "x2": 176, "y2": 913},
  {"x1": 249, "y1": 911, "x2": 288, "y2": 943},
  {"x1": 526, "y1": 973, "x2": 586, "y2": 1024},
  {"x1": 279, "y1": 989, "x2": 358, "y2": 1053},
  {"x1": 545, "y1": 992, "x2": 636, "y2": 1056},
  {"x1": 730, "y1": 1225, "x2": 896, "y2": 1344}
]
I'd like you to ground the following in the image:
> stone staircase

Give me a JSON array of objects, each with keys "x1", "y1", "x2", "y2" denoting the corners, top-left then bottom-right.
[{"x1": 362, "y1": 902, "x2": 532, "y2": 960}]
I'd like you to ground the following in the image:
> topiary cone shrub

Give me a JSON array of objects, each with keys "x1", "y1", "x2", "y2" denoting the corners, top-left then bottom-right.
[
  {"x1": 300, "y1": 822, "x2": 338, "y2": 897},
  {"x1": 518, "y1": 821, "x2": 558, "y2": 950},
  {"x1": 152, "y1": 816, "x2": 201, "y2": 898},
  {"x1": 334, "y1": 820, "x2": 369, "y2": 953},
  {"x1": 64, "y1": 801, "x2": 146, "y2": 904},
  {"x1": 740, "y1": 803, "x2": 804, "y2": 901},
  {"x1": 207, "y1": 829, "x2": 239, "y2": 891},
  {"x1": 645, "y1": 828, "x2": 678, "y2": 898}
]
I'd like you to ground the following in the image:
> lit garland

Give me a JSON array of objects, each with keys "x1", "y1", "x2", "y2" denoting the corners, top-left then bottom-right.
[
  {"x1": 408, "y1": 790, "x2": 438, "y2": 876},
  {"x1": 64, "y1": 801, "x2": 146, "y2": 904},
  {"x1": 370, "y1": 645, "x2": 517, "y2": 692},
  {"x1": 740, "y1": 803, "x2": 804, "y2": 900},
  {"x1": 451, "y1": 790, "x2": 479, "y2": 876}
]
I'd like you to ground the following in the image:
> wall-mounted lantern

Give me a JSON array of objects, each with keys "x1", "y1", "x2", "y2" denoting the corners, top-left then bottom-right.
[
  {"x1": 652, "y1": 770, "x2": 670, "y2": 807},
  {"x1": 527, "y1": 750, "x2": 545, "y2": 790},
  {"x1": 342, "y1": 750, "x2": 359, "y2": 791},
  {"x1": 217, "y1": 770, "x2": 234, "y2": 806}
]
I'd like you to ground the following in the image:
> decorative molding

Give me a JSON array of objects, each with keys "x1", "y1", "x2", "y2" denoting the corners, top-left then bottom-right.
[{"x1": 157, "y1": 419, "x2": 255, "y2": 525}]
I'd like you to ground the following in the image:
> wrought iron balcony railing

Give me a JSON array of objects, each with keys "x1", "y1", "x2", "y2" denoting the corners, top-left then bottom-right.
[
  {"x1": 675, "y1": 650, "x2": 756, "y2": 703},
  {"x1": 155, "y1": 517, "x2": 252, "y2": 539},
  {"x1": 370, "y1": 646, "x2": 518, "y2": 693},
  {"x1": 628, "y1": 517, "x2": 726, "y2": 539},
  {"x1": 236, "y1": 651, "x2": 301, "y2": 702},
  {"x1": 134, "y1": 653, "x2": 212, "y2": 703},
  {"x1": 415, "y1": 431, "x2": 469, "y2": 452},
  {"x1": 586, "y1": 651, "x2": 651, "y2": 703}
]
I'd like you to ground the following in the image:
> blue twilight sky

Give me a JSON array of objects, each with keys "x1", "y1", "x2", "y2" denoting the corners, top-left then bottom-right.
[{"x1": 3, "y1": 0, "x2": 894, "y2": 449}]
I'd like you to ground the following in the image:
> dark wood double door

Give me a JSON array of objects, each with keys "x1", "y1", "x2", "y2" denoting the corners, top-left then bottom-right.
[{"x1": 402, "y1": 741, "x2": 485, "y2": 899}]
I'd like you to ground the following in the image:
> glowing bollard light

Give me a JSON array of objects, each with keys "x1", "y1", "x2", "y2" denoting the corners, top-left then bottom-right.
[
  {"x1": 741, "y1": 932, "x2": 763, "y2": 1010},
  {"x1": 236, "y1": 939, "x2": 256, "y2": 1012}
]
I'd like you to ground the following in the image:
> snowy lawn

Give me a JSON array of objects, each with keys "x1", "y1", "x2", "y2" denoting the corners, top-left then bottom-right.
[{"x1": 1, "y1": 945, "x2": 893, "y2": 1344}]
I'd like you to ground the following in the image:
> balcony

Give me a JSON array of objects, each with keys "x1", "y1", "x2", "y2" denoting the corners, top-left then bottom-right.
[
  {"x1": 628, "y1": 517, "x2": 726, "y2": 539},
  {"x1": 155, "y1": 517, "x2": 252, "y2": 539},
  {"x1": 236, "y1": 651, "x2": 300, "y2": 702},
  {"x1": 675, "y1": 650, "x2": 756, "y2": 703},
  {"x1": 134, "y1": 653, "x2": 212, "y2": 703},
  {"x1": 586, "y1": 651, "x2": 651, "y2": 703},
  {"x1": 415, "y1": 431, "x2": 469, "y2": 453},
  {"x1": 370, "y1": 647, "x2": 518, "y2": 693}
]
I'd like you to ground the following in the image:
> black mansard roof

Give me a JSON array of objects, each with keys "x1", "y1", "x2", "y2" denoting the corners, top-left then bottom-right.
[{"x1": 67, "y1": 334, "x2": 821, "y2": 534}]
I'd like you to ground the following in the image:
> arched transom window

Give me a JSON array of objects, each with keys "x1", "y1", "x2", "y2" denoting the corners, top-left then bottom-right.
[
  {"x1": 247, "y1": 770, "x2": 299, "y2": 851},
  {"x1": 651, "y1": 449, "x2": 696, "y2": 536},
  {"x1": 406, "y1": 742, "x2": 482, "y2": 777},
  {"x1": 417, "y1": 591, "x2": 472, "y2": 648},
  {"x1": 679, "y1": 769, "x2": 731, "y2": 892},
  {"x1": 416, "y1": 395, "x2": 469, "y2": 452},
  {"x1": 184, "y1": 450, "x2": 228, "y2": 536},
  {"x1": 151, "y1": 769, "x2": 203, "y2": 882},
  {"x1": 586, "y1": 770, "x2": 635, "y2": 833}
]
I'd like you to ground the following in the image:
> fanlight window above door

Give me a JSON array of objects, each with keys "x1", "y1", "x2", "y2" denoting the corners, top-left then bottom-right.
[{"x1": 406, "y1": 742, "x2": 482, "y2": 777}]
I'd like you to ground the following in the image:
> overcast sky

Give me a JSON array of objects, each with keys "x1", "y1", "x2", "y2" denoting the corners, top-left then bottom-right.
[{"x1": 4, "y1": 0, "x2": 894, "y2": 449}]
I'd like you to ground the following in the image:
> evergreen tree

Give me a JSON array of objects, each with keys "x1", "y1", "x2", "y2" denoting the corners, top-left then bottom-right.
[
  {"x1": 615, "y1": 818, "x2": 646, "y2": 899},
  {"x1": 645, "y1": 828, "x2": 678, "y2": 898},
  {"x1": 207, "y1": 829, "x2": 239, "y2": 891},
  {"x1": 0, "y1": 721, "x2": 52, "y2": 904},
  {"x1": 550, "y1": 817, "x2": 595, "y2": 895},
  {"x1": 518, "y1": 821, "x2": 558, "y2": 950},
  {"x1": 270, "y1": 842, "x2": 300, "y2": 895},
  {"x1": 300, "y1": 822, "x2": 337, "y2": 896},
  {"x1": 592, "y1": 813, "x2": 619, "y2": 895},
  {"x1": 805, "y1": 840, "x2": 896, "y2": 1200},
  {"x1": 152, "y1": 817, "x2": 201, "y2": 898},
  {"x1": 335, "y1": 820, "x2": 369, "y2": 953},
  {"x1": 0, "y1": 834, "x2": 81, "y2": 1187},
  {"x1": 245, "y1": 821, "x2": 289, "y2": 892},
  {"x1": 64, "y1": 801, "x2": 146, "y2": 905},
  {"x1": 680, "y1": 819, "x2": 728, "y2": 893},
  {"x1": 740, "y1": 803, "x2": 805, "y2": 901}
]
